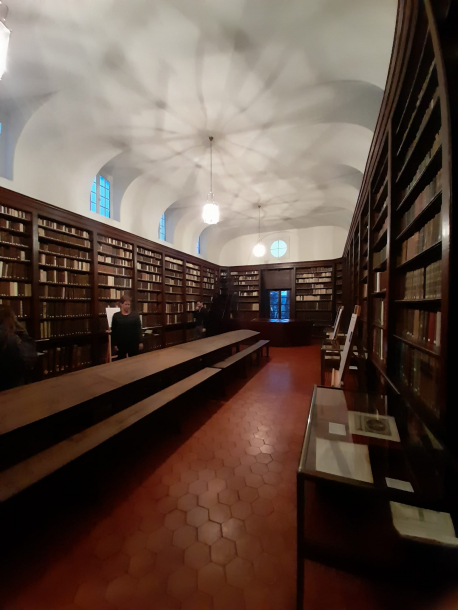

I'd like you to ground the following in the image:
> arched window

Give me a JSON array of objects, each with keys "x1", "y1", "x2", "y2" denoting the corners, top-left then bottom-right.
[
  {"x1": 90, "y1": 175, "x2": 111, "y2": 218},
  {"x1": 158, "y1": 213, "x2": 166, "y2": 241}
]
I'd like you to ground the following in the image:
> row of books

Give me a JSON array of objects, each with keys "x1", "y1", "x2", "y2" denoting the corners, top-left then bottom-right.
[
  {"x1": 138, "y1": 253, "x2": 160, "y2": 264},
  {"x1": 166, "y1": 303, "x2": 184, "y2": 313},
  {"x1": 39, "y1": 269, "x2": 90, "y2": 285},
  {"x1": 0, "y1": 261, "x2": 29, "y2": 279},
  {"x1": 165, "y1": 270, "x2": 182, "y2": 279},
  {"x1": 99, "y1": 236, "x2": 132, "y2": 250},
  {"x1": 402, "y1": 90, "x2": 439, "y2": 163},
  {"x1": 100, "y1": 275, "x2": 132, "y2": 288},
  {"x1": 239, "y1": 291, "x2": 259, "y2": 297},
  {"x1": 165, "y1": 279, "x2": 182, "y2": 286},
  {"x1": 38, "y1": 218, "x2": 89, "y2": 239},
  {"x1": 39, "y1": 227, "x2": 90, "y2": 249},
  {"x1": 187, "y1": 262, "x2": 199, "y2": 270},
  {"x1": 140, "y1": 303, "x2": 161, "y2": 314},
  {"x1": 400, "y1": 261, "x2": 441, "y2": 300},
  {"x1": 0, "y1": 219, "x2": 28, "y2": 233},
  {"x1": 231, "y1": 270, "x2": 257, "y2": 276},
  {"x1": 362, "y1": 284, "x2": 368, "y2": 298},
  {"x1": 98, "y1": 254, "x2": 132, "y2": 267},
  {"x1": 0, "y1": 230, "x2": 28, "y2": 247},
  {"x1": 0, "y1": 298, "x2": 30, "y2": 317},
  {"x1": 138, "y1": 263, "x2": 161, "y2": 273},
  {"x1": 39, "y1": 319, "x2": 91, "y2": 339},
  {"x1": 40, "y1": 302, "x2": 91, "y2": 318},
  {"x1": 296, "y1": 295, "x2": 332, "y2": 301},
  {"x1": 185, "y1": 287, "x2": 200, "y2": 295},
  {"x1": 374, "y1": 270, "x2": 388, "y2": 292},
  {"x1": 0, "y1": 245, "x2": 28, "y2": 262},
  {"x1": 99, "y1": 288, "x2": 123, "y2": 300},
  {"x1": 98, "y1": 264, "x2": 132, "y2": 277},
  {"x1": 165, "y1": 263, "x2": 182, "y2": 273},
  {"x1": 234, "y1": 281, "x2": 258, "y2": 286},
  {"x1": 138, "y1": 247, "x2": 161, "y2": 260},
  {"x1": 186, "y1": 269, "x2": 200, "y2": 277},
  {"x1": 399, "y1": 63, "x2": 435, "y2": 143},
  {"x1": 373, "y1": 297, "x2": 386, "y2": 327},
  {"x1": 165, "y1": 286, "x2": 182, "y2": 295},
  {"x1": 374, "y1": 218, "x2": 388, "y2": 244},
  {"x1": 395, "y1": 342, "x2": 439, "y2": 417},
  {"x1": 401, "y1": 133, "x2": 441, "y2": 197},
  {"x1": 296, "y1": 302, "x2": 332, "y2": 310},
  {"x1": 98, "y1": 243, "x2": 133, "y2": 259},
  {"x1": 0, "y1": 281, "x2": 32, "y2": 296},
  {"x1": 165, "y1": 256, "x2": 182, "y2": 265},
  {"x1": 373, "y1": 245, "x2": 387, "y2": 268},
  {"x1": 39, "y1": 245, "x2": 90, "y2": 264},
  {"x1": 40, "y1": 285, "x2": 91, "y2": 300},
  {"x1": 203, "y1": 284, "x2": 214, "y2": 290},
  {"x1": 398, "y1": 212, "x2": 441, "y2": 264},
  {"x1": 137, "y1": 272, "x2": 161, "y2": 283},
  {"x1": 165, "y1": 293, "x2": 182, "y2": 302},
  {"x1": 166, "y1": 314, "x2": 183, "y2": 325},
  {"x1": 299, "y1": 288, "x2": 332, "y2": 295},
  {"x1": 39, "y1": 254, "x2": 91, "y2": 271},
  {"x1": 186, "y1": 281, "x2": 199, "y2": 288},
  {"x1": 400, "y1": 170, "x2": 442, "y2": 230},
  {"x1": 138, "y1": 293, "x2": 160, "y2": 303},
  {"x1": 373, "y1": 327, "x2": 385, "y2": 361},
  {"x1": 138, "y1": 281, "x2": 161, "y2": 291},
  {"x1": 0, "y1": 205, "x2": 31, "y2": 220},
  {"x1": 396, "y1": 309, "x2": 441, "y2": 347},
  {"x1": 42, "y1": 344, "x2": 92, "y2": 376}
]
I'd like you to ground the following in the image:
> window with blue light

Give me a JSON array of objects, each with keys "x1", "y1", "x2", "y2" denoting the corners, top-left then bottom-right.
[
  {"x1": 197, "y1": 236, "x2": 201, "y2": 254},
  {"x1": 269, "y1": 290, "x2": 290, "y2": 320},
  {"x1": 90, "y1": 174, "x2": 111, "y2": 218},
  {"x1": 270, "y1": 239, "x2": 287, "y2": 258},
  {"x1": 158, "y1": 213, "x2": 166, "y2": 241}
]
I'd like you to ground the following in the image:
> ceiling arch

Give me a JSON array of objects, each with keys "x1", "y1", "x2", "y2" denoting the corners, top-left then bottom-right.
[{"x1": 0, "y1": 0, "x2": 397, "y2": 261}]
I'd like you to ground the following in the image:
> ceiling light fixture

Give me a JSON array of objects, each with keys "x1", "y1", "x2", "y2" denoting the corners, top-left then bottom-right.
[
  {"x1": 202, "y1": 136, "x2": 219, "y2": 225},
  {"x1": 0, "y1": 3, "x2": 11, "y2": 81},
  {"x1": 253, "y1": 205, "x2": 265, "y2": 257}
]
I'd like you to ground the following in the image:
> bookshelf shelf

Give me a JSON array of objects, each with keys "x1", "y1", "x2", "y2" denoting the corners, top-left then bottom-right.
[
  {"x1": 371, "y1": 291, "x2": 386, "y2": 297},
  {"x1": 396, "y1": 144, "x2": 442, "y2": 213},
  {"x1": 396, "y1": 191, "x2": 442, "y2": 242},
  {"x1": 396, "y1": 240, "x2": 441, "y2": 271},
  {"x1": 395, "y1": 298, "x2": 441, "y2": 305},
  {"x1": 393, "y1": 334, "x2": 440, "y2": 357}
]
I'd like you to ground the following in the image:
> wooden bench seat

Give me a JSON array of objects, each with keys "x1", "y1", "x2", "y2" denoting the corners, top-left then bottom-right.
[
  {"x1": 0, "y1": 367, "x2": 220, "y2": 502},
  {"x1": 212, "y1": 339, "x2": 270, "y2": 369}
]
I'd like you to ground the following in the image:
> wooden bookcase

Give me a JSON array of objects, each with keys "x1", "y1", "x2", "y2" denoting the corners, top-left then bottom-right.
[
  {"x1": 341, "y1": 0, "x2": 458, "y2": 447},
  {"x1": 295, "y1": 264, "x2": 333, "y2": 324},
  {"x1": 229, "y1": 268, "x2": 261, "y2": 321},
  {"x1": 0, "y1": 186, "x2": 220, "y2": 378}
]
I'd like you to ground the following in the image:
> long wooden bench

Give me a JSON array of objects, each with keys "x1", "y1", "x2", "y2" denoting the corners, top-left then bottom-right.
[
  {"x1": 0, "y1": 367, "x2": 220, "y2": 502},
  {"x1": 211, "y1": 340, "x2": 270, "y2": 389}
]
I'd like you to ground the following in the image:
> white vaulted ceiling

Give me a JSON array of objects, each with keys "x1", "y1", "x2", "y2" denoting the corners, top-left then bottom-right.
[{"x1": 0, "y1": 0, "x2": 397, "y2": 262}]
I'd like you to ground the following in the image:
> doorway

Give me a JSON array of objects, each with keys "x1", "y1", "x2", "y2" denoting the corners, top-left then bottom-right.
[{"x1": 269, "y1": 290, "x2": 290, "y2": 320}]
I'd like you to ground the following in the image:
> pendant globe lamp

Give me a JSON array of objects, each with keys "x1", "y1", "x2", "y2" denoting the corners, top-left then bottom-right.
[
  {"x1": 202, "y1": 136, "x2": 219, "y2": 225},
  {"x1": 253, "y1": 205, "x2": 265, "y2": 257}
]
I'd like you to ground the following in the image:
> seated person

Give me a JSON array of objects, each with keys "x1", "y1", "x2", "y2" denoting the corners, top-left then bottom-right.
[{"x1": 0, "y1": 307, "x2": 38, "y2": 391}]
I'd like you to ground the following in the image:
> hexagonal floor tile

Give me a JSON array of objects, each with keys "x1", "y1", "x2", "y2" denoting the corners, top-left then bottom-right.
[
  {"x1": 198, "y1": 521, "x2": 222, "y2": 545},
  {"x1": 211, "y1": 537, "x2": 236, "y2": 565}
]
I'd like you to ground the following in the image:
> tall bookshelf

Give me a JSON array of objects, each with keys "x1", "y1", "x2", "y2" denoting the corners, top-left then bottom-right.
[
  {"x1": 37, "y1": 216, "x2": 94, "y2": 376},
  {"x1": 295, "y1": 264, "x2": 333, "y2": 323},
  {"x1": 136, "y1": 246, "x2": 162, "y2": 330},
  {"x1": 342, "y1": 0, "x2": 457, "y2": 447},
  {"x1": 230, "y1": 269, "x2": 260, "y2": 321},
  {"x1": 185, "y1": 262, "x2": 201, "y2": 342},
  {"x1": 97, "y1": 235, "x2": 133, "y2": 333},
  {"x1": 202, "y1": 266, "x2": 216, "y2": 308},
  {"x1": 164, "y1": 255, "x2": 185, "y2": 346},
  {"x1": 0, "y1": 204, "x2": 32, "y2": 332}
]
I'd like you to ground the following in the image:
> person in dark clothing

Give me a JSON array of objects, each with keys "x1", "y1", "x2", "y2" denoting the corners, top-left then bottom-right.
[
  {"x1": 111, "y1": 295, "x2": 143, "y2": 360},
  {"x1": 0, "y1": 306, "x2": 38, "y2": 391},
  {"x1": 193, "y1": 300, "x2": 207, "y2": 339}
]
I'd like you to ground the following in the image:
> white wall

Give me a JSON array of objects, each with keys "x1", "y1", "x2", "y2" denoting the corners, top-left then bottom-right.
[{"x1": 218, "y1": 226, "x2": 347, "y2": 266}]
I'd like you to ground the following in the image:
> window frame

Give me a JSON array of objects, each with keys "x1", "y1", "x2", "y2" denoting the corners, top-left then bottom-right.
[
  {"x1": 90, "y1": 173, "x2": 111, "y2": 218},
  {"x1": 269, "y1": 289, "x2": 290, "y2": 320},
  {"x1": 158, "y1": 213, "x2": 166, "y2": 241},
  {"x1": 270, "y1": 239, "x2": 287, "y2": 258}
]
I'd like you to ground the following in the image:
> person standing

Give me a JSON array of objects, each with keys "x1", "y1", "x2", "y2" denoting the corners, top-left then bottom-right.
[
  {"x1": 111, "y1": 295, "x2": 143, "y2": 360},
  {"x1": 0, "y1": 306, "x2": 38, "y2": 391},
  {"x1": 193, "y1": 300, "x2": 207, "y2": 339}
]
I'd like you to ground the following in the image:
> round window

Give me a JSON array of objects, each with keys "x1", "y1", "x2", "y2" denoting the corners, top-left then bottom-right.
[{"x1": 270, "y1": 239, "x2": 287, "y2": 258}]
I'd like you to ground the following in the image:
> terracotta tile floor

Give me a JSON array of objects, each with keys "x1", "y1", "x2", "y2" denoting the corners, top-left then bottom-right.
[{"x1": 1, "y1": 346, "x2": 454, "y2": 610}]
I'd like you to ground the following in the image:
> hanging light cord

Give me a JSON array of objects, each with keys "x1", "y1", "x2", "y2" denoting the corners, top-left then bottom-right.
[
  {"x1": 258, "y1": 205, "x2": 261, "y2": 241},
  {"x1": 209, "y1": 136, "x2": 213, "y2": 194}
]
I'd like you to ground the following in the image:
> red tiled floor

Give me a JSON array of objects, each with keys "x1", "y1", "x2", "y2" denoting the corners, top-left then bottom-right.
[{"x1": 1, "y1": 345, "x2": 435, "y2": 610}]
